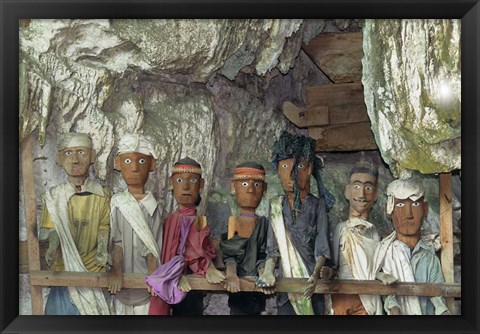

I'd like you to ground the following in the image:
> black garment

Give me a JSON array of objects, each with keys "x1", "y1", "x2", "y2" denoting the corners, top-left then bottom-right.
[
  {"x1": 220, "y1": 216, "x2": 269, "y2": 314},
  {"x1": 171, "y1": 291, "x2": 205, "y2": 315},
  {"x1": 266, "y1": 194, "x2": 331, "y2": 310}
]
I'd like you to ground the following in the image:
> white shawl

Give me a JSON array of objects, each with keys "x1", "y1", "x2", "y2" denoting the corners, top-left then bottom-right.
[{"x1": 42, "y1": 180, "x2": 110, "y2": 315}]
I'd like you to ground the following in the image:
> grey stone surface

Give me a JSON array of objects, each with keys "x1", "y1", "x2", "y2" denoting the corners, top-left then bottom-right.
[{"x1": 362, "y1": 19, "x2": 461, "y2": 177}]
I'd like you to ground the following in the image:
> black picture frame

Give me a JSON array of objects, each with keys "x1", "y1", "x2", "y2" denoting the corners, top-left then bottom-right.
[{"x1": 1, "y1": 0, "x2": 479, "y2": 333}]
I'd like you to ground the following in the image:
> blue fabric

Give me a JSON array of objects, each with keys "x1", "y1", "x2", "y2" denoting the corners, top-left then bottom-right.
[{"x1": 44, "y1": 287, "x2": 81, "y2": 315}]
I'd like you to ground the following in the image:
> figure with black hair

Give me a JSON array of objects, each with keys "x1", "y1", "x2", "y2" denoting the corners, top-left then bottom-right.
[
  {"x1": 146, "y1": 157, "x2": 225, "y2": 315},
  {"x1": 256, "y1": 131, "x2": 334, "y2": 315},
  {"x1": 330, "y1": 161, "x2": 383, "y2": 315},
  {"x1": 220, "y1": 161, "x2": 269, "y2": 315}
]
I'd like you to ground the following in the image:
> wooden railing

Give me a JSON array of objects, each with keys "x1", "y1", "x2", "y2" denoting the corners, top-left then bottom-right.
[{"x1": 29, "y1": 270, "x2": 461, "y2": 297}]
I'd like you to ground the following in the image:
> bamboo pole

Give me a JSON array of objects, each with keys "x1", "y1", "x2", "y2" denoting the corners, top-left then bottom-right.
[
  {"x1": 29, "y1": 271, "x2": 461, "y2": 298},
  {"x1": 20, "y1": 134, "x2": 44, "y2": 315},
  {"x1": 439, "y1": 172, "x2": 456, "y2": 314}
]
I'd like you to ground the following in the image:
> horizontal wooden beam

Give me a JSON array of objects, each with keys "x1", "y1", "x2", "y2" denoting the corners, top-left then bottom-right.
[
  {"x1": 29, "y1": 271, "x2": 460, "y2": 298},
  {"x1": 307, "y1": 82, "x2": 365, "y2": 107},
  {"x1": 309, "y1": 122, "x2": 377, "y2": 152}
]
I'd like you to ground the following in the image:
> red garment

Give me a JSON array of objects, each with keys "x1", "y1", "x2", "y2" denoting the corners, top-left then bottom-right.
[{"x1": 148, "y1": 207, "x2": 216, "y2": 315}]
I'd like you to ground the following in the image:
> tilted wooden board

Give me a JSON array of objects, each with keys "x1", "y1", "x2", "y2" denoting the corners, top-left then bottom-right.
[{"x1": 302, "y1": 32, "x2": 363, "y2": 83}]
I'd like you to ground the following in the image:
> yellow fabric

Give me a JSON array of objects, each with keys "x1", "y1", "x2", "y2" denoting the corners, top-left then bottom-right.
[{"x1": 41, "y1": 188, "x2": 111, "y2": 272}]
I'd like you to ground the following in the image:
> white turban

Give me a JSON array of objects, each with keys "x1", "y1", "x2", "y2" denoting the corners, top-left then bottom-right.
[
  {"x1": 57, "y1": 132, "x2": 93, "y2": 151},
  {"x1": 386, "y1": 178, "x2": 425, "y2": 214},
  {"x1": 117, "y1": 134, "x2": 157, "y2": 159}
]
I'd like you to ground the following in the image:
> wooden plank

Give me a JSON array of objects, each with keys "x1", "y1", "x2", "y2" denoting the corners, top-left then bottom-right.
[
  {"x1": 309, "y1": 122, "x2": 377, "y2": 152},
  {"x1": 19, "y1": 240, "x2": 49, "y2": 273},
  {"x1": 439, "y1": 172, "x2": 456, "y2": 314},
  {"x1": 20, "y1": 134, "x2": 44, "y2": 315},
  {"x1": 306, "y1": 106, "x2": 329, "y2": 127},
  {"x1": 328, "y1": 104, "x2": 369, "y2": 125},
  {"x1": 306, "y1": 83, "x2": 365, "y2": 107},
  {"x1": 282, "y1": 101, "x2": 308, "y2": 128},
  {"x1": 302, "y1": 32, "x2": 363, "y2": 83},
  {"x1": 29, "y1": 271, "x2": 461, "y2": 297}
]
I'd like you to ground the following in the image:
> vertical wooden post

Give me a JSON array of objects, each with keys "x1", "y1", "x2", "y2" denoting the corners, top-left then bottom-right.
[
  {"x1": 439, "y1": 172, "x2": 455, "y2": 314},
  {"x1": 21, "y1": 133, "x2": 44, "y2": 315}
]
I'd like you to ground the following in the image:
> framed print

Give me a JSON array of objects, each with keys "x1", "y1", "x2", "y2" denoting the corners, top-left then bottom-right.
[{"x1": 1, "y1": 0, "x2": 479, "y2": 333}]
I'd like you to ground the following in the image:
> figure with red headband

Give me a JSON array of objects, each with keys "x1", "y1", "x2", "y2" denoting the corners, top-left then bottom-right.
[
  {"x1": 146, "y1": 157, "x2": 225, "y2": 315},
  {"x1": 220, "y1": 161, "x2": 270, "y2": 315}
]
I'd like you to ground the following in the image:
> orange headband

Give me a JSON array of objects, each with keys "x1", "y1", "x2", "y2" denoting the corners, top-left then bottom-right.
[
  {"x1": 232, "y1": 167, "x2": 265, "y2": 181},
  {"x1": 172, "y1": 164, "x2": 202, "y2": 175}
]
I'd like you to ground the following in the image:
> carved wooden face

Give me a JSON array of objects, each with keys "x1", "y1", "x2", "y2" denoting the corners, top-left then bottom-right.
[
  {"x1": 345, "y1": 172, "x2": 378, "y2": 217},
  {"x1": 116, "y1": 152, "x2": 155, "y2": 189},
  {"x1": 58, "y1": 146, "x2": 94, "y2": 178},
  {"x1": 170, "y1": 172, "x2": 204, "y2": 207},
  {"x1": 391, "y1": 197, "x2": 428, "y2": 237},
  {"x1": 277, "y1": 157, "x2": 312, "y2": 194},
  {"x1": 231, "y1": 179, "x2": 266, "y2": 210}
]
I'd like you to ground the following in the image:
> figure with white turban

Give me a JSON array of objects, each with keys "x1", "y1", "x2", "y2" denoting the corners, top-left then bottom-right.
[
  {"x1": 372, "y1": 178, "x2": 450, "y2": 315},
  {"x1": 107, "y1": 133, "x2": 163, "y2": 315},
  {"x1": 40, "y1": 132, "x2": 111, "y2": 315}
]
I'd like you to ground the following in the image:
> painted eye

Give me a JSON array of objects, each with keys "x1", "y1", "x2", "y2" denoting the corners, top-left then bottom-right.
[
  {"x1": 139, "y1": 158, "x2": 146, "y2": 164},
  {"x1": 365, "y1": 186, "x2": 372, "y2": 191},
  {"x1": 78, "y1": 150, "x2": 85, "y2": 156},
  {"x1": 282, "y1": 163, "x2": 288, "y2": 168},
  {"x1": 353, "y1": 184, "x2": 361, "y2": 189},
  {"x1": 176, "y1": 178, "x2": 183, "y2": 183},
  {"x1": 124, "y1": 158, "x2": 132, "y2": 164},
  {"x1": 254, "y1": 182, "x2": 261, "y2": 187},
  {"x1": 298, "y1": 163, "x2": 305, "y2": 169},
  {"x1": 190, "y1": 178, "x2": 198, "y2": 183},
  {"x1": 412, "y1": 202, "x2": 421, "y2": 207},
  {"x1": 64, "y1": 151, "x2": 72, "y2": 156},
  {"x1": 396, "y1": 202, "x2": 405, "y2": 208},
  {"x1": 242, "y1": 181, "x2": 249, "y2": 187}
]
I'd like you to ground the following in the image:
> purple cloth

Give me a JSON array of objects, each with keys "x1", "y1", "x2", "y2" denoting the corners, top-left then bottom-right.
[{"x1": 145, "y1": 215, "x2": 193, "y2": 304}]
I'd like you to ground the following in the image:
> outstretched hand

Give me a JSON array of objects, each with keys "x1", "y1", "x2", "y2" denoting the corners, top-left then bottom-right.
[
  {"x1": 107, "y1": 270, "x2": 123, "y2": 294},
  {"x1": 224, "y1": 273, "x2": 241, "y2": 293},
  {"x1": 206, "y1": 262, "x2": 226, "y2": 284},
  {"x1": 376, "y1": 272, "x2": 398, "y2": 285},
  {"x1": 178, "y1": 275, "x2": 192, "y2": 292}
]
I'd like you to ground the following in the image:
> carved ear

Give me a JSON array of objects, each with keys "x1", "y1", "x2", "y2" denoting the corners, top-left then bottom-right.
[
  {"x1": 199, "y1": 178, "x2": 205, "y2": 190},
  {"x1": 168, "y1": 176, "x2": 174, "y2": 190},
  {"x1": 262, "y1": 182, "x2": 268, "y2": 197},
  {"x1": 149, "y1": 158, "x2": 157, "y2": 172},
  {"x1": 345, "y1": 184, "x2": 351, "y2": 200},
  {"x1": 90, "y1": 149, "x2": 97, "y2": 164},
  {"x1": 114, "y1": 156, "x2": 121, "y2": 171},
  {"x1": 230, "y1": 181, "x2": 235, "y2": 194},
  {"x1": 56, "y1": 151, "x2": 64, "y2": 166}
]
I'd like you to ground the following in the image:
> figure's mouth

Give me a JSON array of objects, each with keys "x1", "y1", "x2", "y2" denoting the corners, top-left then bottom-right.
[
  {"x1": 181, "y1": 193, "x2": 192, "y2": 197},
  {"x1": 353, "y1": 198, "x2": 369, "y2": 204}
]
